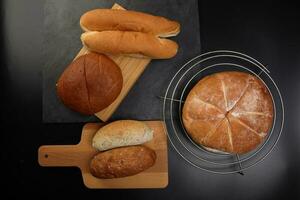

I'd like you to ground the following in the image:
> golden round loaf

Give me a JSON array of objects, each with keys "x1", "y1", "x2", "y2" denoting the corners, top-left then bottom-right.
[
  {"x1": 56, "y1": 53, "x2": 123, "y2": 115},
  {"x1": 182, "y1": 71, "x2": 274, "y2": 154}
]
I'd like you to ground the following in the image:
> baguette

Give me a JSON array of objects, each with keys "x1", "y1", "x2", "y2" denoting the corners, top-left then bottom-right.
[
  {"x1": 90, "y1": 146, "x2": 156, "y2": 179},
  {"x1": 92, "y1": 120, "x2": 153, "y2": 151},
  {"x1": 80, "y1": 9, "x2": 180, "y2": 37},
  {"x1": 81, "y1": 31, "x2": 178, "y2": 59}
]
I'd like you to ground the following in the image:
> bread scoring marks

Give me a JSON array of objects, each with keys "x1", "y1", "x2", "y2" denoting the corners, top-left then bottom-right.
[
  {"x1": 220, "y1": 79, "x2": 229, "y2": 111},
  {"x1": 99, "y1": 54, "x2": 121, "y2": 97},
  {"x1": 202, "y1": 146, "x2": 229, "y2": 154},
  {"x1": 227, "y1": 75, "x2": 251, "y2": 111},
  {"x1": 83, "y1": 55, "x2": 92, "y2": 113},
  {"x1": 226, "y1": 119, "x2": 234, "y2": 151},
  {"x1": 183, "y1": 72, "x2": 272, "y2": 154},
  {"x1": 202, "y1": 118, "x2": 225, "y2": 143},
  {"x1": 234, "y1": 117, "x2": 267, "y2": 138},
  {"x1": 231, "y1": 111, "x2": 272, "y2": 118},
  {"x1": 196, "y1": 97, "x2": 224, "y2": 115}
]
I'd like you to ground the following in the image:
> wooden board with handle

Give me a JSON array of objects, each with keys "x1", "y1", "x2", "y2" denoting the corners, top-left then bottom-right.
[
  {"x1": 38, "y1": 121, "x2": 168, "y2": 189},
  {"x1": 75, "y1": 3, "x2": 151, "y2": 122}
]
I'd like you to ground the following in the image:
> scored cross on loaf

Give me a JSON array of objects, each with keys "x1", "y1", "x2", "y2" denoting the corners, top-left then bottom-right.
[{"x1": 182, "y1": 71, "x2": 274, "y2": 154}]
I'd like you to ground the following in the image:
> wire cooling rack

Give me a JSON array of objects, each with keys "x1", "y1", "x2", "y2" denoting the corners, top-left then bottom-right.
[{"x1": 161, "y1": 50, "x2": 284, "y2": 175}]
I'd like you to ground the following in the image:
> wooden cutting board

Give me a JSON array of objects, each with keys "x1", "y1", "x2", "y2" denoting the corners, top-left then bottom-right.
[
  {"x1": 38, "y1": 121, "x2": 168, "y2": 189},
  {"x1": 75, "y1": 3, "x2": 151, "y2": 122}
]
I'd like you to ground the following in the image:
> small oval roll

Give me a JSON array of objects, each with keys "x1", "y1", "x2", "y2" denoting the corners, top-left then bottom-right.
[
  {"x1": 90, "y1": 146, "x2": 156, "y2": 179},
  {"x1": 92, "y1": 120, "x2": 153, "y2": 151},
  {"x1": 81, "y1": 31, "x2": 178, "y2": 59},
  {"x1": 80, "y1": 9, "x2": 180, "y2": 37}
]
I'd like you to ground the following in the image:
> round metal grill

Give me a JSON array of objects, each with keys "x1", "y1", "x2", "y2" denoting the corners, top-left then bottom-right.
[{"x1": 162, "y1": 50, "x2": 284, "y2": 174}]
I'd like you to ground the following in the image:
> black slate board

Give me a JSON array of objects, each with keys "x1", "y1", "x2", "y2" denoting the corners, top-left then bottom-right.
[{"x1": 43, "y1": 0, "x2": 201, "y2": 123}]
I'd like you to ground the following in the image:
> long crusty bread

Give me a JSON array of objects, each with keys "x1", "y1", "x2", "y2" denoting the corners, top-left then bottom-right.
[
  {"x1": 81, "y1": 31, "x2": 178, "y2": 59},
  {"x1": 80, "y1": 9, "x2": 180, "y2": 37},
  {"x1": 92, "y1": 120, "x2": 153, "y2": 151}
]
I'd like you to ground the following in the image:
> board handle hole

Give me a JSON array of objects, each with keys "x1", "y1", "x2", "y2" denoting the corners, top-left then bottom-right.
[{"x1": 45, "y1": 154, "x2": 48, "y2": 158}]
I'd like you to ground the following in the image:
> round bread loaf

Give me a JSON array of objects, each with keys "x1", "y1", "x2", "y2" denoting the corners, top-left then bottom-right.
[
  {"x1": 56, "y1": 53, "x2": 123, "y2": 115},
  {"x1": 182, "y1": 71, "x2": 274, "y2": 154}
]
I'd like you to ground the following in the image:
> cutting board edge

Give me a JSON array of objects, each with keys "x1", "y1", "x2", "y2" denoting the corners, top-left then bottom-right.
[
  {"x1": 38, "y1": 120, "x2": 168, "y2": 189},
  {"x1": 81, "y1": 172, "x2": 169, "y2": 189}
]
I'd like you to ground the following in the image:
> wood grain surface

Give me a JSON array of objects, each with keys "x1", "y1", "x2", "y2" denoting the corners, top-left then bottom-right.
[
  {"x1": 74, "y1": 3, "x2": 151, "y2": 122},
  {"x1": 38, "y1": 121, "x2": 168, "y2": 189}
]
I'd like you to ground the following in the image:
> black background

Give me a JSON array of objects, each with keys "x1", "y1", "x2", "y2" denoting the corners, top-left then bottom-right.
[{"x1": 1, "y1": 0, "x2": 300, "y2": 199}]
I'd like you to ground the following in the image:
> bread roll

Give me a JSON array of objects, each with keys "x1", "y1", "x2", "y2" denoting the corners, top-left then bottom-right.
[
  {"x1": 90, "y1": 146, "x2": 156, "y2": 179},
  {"x1": 182, "y1": 71, "x2": 274, "y2": 154},
  {"x1": 81, "y1": 31, "x2": 178, "y2": 59},
  {"x1": 80, "y1": 9, "x2": 180, "y2": 37},
  {"x1": 93, "y1": 120, "x2": 153, "y2": 151},
  {"x1": 56, "y1": 53, "x2": 123, "y2": 115}
]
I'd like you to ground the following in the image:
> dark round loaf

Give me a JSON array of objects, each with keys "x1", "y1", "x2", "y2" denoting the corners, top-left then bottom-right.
[{"x1": 56, "y1": 53, "x2": 123, "y2": 115}]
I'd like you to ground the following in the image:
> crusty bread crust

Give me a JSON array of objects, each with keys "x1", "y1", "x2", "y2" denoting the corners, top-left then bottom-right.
[
  {"x1": 81, "y1": 31, "x2": 178, "y2": 59},
  {"x1": 56, "y1": 53, "x2": 123, "y2": 115},
  {"x1": 90, "y1": 146, "x2": 156, "y2": 179},
  {"x1": 80, "y1": 9, "x2": 180, "y2": 37},
  {"x1": 92, "y1": 120, "x2": 153, "y2": 151},
  {"x1": 182, "y1": 71, "x2": 274, "y2": 154}
]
